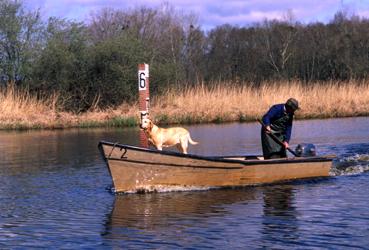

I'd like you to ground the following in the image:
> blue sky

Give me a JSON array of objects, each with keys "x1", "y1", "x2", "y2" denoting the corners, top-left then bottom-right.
[{"x1": 24, "y1": 0, "x2": 369, "y2": 30}]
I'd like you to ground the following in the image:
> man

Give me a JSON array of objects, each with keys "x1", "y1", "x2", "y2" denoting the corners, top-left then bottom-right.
[{"x1": 261, "y1": 98, "x2": 299, "y2": 159}]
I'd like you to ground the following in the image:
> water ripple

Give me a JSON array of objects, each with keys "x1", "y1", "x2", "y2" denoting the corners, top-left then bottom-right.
[
  {"x1": 2, "y1": 118, "x2": 369, "y2": 248},
  {"x1": 331, "y1": 153, "x2": 369, "y2": 176}
]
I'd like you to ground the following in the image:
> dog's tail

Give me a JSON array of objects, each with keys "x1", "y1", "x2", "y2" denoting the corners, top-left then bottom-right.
[{"x1": 188, "y1": 135, "x2": 199, "y2": 145}]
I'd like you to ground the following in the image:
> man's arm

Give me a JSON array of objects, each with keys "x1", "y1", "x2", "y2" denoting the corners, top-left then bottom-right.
[{"x1": 262, "y1": 105, "x2": 280, "y2": 126}]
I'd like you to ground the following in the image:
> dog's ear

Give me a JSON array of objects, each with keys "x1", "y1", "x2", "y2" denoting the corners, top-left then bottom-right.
[{"x1": 149, "y1": 120, "x2": 153, "y2": 131}]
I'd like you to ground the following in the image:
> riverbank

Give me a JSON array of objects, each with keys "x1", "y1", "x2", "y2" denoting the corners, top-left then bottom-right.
[{"x1": 1, "y1": 80, "x2": 368, "y2": 129}]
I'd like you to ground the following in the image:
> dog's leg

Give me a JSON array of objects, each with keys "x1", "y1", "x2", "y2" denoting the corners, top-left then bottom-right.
[
  {"x1": 179, "y1": 137, "x2": 188, "y2": 154},
  {"x1": 176, "y1": 144, "x2": 185, "y2": 154}
]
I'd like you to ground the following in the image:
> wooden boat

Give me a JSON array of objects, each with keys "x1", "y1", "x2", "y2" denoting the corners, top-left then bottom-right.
[{"x1": 98, "y1": 141, "x2": 335, "y2": 193}]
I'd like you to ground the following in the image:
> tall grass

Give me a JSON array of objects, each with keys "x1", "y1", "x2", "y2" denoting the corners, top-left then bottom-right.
[
  {"x1": 0, "y1": 85, "x2": 138, "y2": 129},
  {"x1": 0, "y1": 85, "x2": 58, "y2": 129},
  {"x1": 0, "y1": 80, "x2": 368, "y2": 129},
  {"x1": 150, "y1": 80, "x2": 369, "y2": 124}
]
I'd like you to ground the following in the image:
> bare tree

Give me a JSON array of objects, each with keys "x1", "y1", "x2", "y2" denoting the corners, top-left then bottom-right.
[{"x1": 259, "y1": 16, "x2": 299, "y2": 78}]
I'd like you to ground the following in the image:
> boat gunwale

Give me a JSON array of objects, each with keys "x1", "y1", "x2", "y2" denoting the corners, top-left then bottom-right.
[{"x1": 98, "y1": 140, "x2": 335, "y2": 166}]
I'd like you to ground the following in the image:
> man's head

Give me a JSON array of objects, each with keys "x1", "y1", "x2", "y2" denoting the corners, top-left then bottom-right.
[{"x1": 285, "y1": 98, "x2": 299, "y2": 113}]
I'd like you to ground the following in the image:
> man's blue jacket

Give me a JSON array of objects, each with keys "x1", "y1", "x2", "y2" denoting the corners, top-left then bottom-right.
[{"x1": 262, "y1": 104, "x2": 292, "y2": 142}]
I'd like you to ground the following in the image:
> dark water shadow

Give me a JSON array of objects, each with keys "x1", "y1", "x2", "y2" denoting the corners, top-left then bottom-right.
[
  {"x1": 260, "y1": 185, "x2": 299, "y2": 248},
  {"x1": 101, "y1": 183, "x2": 307, "y2": 245},
  {"x1": 102, "y1": 188, "x2": 260, "y2": 236}
]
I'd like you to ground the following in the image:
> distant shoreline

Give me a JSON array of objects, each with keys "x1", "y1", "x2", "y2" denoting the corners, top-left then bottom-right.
[{"x1": 1, "y1": 80, "x2": 368, "y2": 130}]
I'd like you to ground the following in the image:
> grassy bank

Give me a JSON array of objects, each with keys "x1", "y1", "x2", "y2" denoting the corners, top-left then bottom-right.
[
  {"x1": 0, "y1": 86, "x2": 138, "y2": 129},
  {"x1": 1, "y1": 80, "x2": 369, "y2": 129},
  {"x1": 151, "y1": 80, "x2": 369, "y2": 124}
]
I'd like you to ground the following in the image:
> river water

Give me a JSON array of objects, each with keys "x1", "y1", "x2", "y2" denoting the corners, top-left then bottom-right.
[{"x1": 0, "y1": 117, "x2": 369, "y2": 249}]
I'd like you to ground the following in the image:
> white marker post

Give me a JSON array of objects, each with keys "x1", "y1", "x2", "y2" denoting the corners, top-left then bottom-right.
[{"x1": 138, "y1": 63, "x2": 150, "y2": 148}]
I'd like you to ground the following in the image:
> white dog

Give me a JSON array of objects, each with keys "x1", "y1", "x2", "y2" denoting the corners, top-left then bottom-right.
[{"x1": 140, "y1": 118, "x2": 198, "y2": 154}]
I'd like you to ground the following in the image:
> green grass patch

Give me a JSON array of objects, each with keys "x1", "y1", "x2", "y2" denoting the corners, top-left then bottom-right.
[
  {"x1": 0, "y1": 123, "x2": 44, "y2": 130},
  {"x1": 238, "y1": 113, "x2": 256, "y2": 123},
  {"x1": 78, "y1": 116, "x2": 138, "y2": 128},
  {"x1": 106, "y1": 116, "x2": 137, "y2": 127},
  {"x1": 212, "y1": 115, "x2": 224, "y2": 123},
  {"x1": 79, "y1": 121, "x2": 103, "y2": 128},
  {"x1": 156, "y1": 114, "x2": 170, "y2": 124}
]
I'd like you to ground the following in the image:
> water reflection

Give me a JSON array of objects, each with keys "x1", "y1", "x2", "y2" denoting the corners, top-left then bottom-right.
[
  {"x1": 0, "y1": 128, "x2": 139, "y2": 175},
  {"x1": 102, "y1": 185, "x2": 304, "y2": 248},
  {"x1": 261, "y1": 185, "x2": 299, "y2": 247},
  {"x1": 103, "y1": 189, "x2": 259, "y2": 232}
]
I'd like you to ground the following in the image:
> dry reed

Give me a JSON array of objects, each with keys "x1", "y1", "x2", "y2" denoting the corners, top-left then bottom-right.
[
  {"x1": 0, "y1": 86, "x2": 136, "y2": 129},
  {"x1": 150, "y1": 80, "x2": 369, "y2": 123},
  {"x1": 0, "y1": 86, "x2": 58, "y2": 129},
  {"x1": 1, "y1": 80, "x2": 368, "y2": 129}
]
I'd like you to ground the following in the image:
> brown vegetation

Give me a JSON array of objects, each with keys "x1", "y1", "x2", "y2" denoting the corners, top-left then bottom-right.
[
  {"x1": 150, "y1": 80, "x2": 369, "y2": 124},
  {"x1": 0, "y1": 80, "x2": 368, "y2": 129}
]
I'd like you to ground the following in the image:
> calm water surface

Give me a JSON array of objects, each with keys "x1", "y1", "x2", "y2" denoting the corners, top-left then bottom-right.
[{"x1": 1, "y1": 117, "x2": 369, "y2": 249}]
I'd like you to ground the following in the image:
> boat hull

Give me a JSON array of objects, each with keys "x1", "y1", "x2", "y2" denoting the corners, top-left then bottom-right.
[{"x1": 99, "y1": 141, "x2": 334, "y2": 193}]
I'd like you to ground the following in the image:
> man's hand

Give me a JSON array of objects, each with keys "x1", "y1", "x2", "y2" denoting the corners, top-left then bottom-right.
[
  {"x1": 265, "y1": 125, "x2": 272, "y2": 133},
  {"x1": 283, "y1": 141, "x2": 289, "y2": 149}
]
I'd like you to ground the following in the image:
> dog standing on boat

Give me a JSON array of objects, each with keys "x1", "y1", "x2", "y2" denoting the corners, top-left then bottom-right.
[{"x1": 140, "y1": 118, "x2": 198, "y2": 154}]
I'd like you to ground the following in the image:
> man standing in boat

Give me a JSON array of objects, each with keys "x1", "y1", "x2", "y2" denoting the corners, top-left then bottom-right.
[{"x1": 261, "y1": 98, "x2": 299, "y2": 159}]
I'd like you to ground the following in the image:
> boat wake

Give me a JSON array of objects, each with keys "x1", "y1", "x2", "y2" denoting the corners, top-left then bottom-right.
[
  {"x1": 330, "y1": 154, "x2": 369, "y2": 176},
  {"x1": 108, "y1": 185, "x2": 215, "y2": 194}
]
